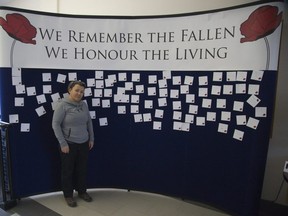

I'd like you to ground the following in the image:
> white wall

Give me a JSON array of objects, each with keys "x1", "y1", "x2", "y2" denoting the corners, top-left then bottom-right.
[{"x1": 1, "y1": 0, "x2": 288, "y2": 206}]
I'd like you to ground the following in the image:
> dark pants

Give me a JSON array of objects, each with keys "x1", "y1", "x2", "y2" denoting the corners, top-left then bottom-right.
[{"x1": 60, "y1": 141, "x2": 89, "y2": 198}]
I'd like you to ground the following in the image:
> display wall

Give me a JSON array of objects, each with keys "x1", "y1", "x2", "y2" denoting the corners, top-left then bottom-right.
[{"x1": 0, "y1": 2, "x2": 284, "y2": 215}]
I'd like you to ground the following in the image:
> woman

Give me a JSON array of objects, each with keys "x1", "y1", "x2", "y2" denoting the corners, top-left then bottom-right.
[{"x1": 52, "y1": 80, "x2": 94, "y2": 207}]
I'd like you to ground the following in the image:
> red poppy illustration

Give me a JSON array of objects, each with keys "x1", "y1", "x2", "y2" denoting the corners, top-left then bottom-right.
[
  {"x1": 240, "y1": 5, "x2": 282, "y2": 69},
  {"x1": 240, "y1": 5, "x2": 282, "y2": 43},
  {"x1": 0, "y1": 13, "x2": 37, "y2": 67}
]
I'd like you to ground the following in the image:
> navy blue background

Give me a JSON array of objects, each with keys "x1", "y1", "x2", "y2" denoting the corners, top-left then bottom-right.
[{"x1": 0, "y1": 68, "x2": 277, "y2": 216}]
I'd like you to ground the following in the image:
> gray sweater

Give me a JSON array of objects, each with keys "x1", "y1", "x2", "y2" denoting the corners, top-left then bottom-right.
[{"x1": 52, "y1": 97, "x2": 94, "y2": 148}]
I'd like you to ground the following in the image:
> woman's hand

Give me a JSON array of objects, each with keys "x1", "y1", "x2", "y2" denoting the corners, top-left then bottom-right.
[
  {"x1": 61, "y1": 146, "x2": 69, "y2": 154},
  {"x1": 89, "y1": 141, "x2": 94, "y2": 150}
]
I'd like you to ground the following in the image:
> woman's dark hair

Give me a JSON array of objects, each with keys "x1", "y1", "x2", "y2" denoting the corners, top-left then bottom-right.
[{"x1": 67, "y1": 80, "x2": 86, "y2": 92}]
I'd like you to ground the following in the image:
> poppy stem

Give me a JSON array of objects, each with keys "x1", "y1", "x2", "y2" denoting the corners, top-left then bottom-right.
[
  {"x1": 10, "y1": 39, "x2": 16, "y2": 68},
  {"x1": 264, "y1": 37, "x2": 270, "y2": 70}
]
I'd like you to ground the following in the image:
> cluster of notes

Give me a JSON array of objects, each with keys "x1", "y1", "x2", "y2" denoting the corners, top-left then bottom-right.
[{"x1": 9, "y1": 68, "x2": 267, "y2": 141}]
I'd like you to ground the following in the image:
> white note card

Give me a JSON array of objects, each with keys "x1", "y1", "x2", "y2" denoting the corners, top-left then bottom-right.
[
  {"x1": 155, "y1": 109, "x2": 164, "y2": 118},
  {"x1": 15, "y1": 97, "x2": 24, "y2": 107},
  {"x1": 57, "y1": 74, "x2": 66, "y2": 83},
  {"x1": 16, "y1": 85, "x2": 26, "y2": 94},
  {"x1": 173, "y1": 111, "x2": 182, "y2": 120},
  {"x1": 199, "y1": 76, "x2": 208, "y2": 86},
  {"x1": 84, "y1": 88, "x2": 93, "y2": 97},
  {"x1": 216, "y1": 99, "x2": 226, "y2": 109},
  {"x1": 36, "y1": 94, "x2": 47, "y2": 104},
  {"x1": 202, "y1": 98, "x2": 212, "y2": 108},
  {"x1": 189, "y1": 104, "x2": 198, "y2": 114},
  {"x1": 185, "y1": 114, "x2": 194, "y2": 124},
  {"x1": 153, "y1": 121, "x2": 162, "y2": 130},
  {"x1": 251, "y1": 70, "x2": 264, "y2": 81},
  {"x1": 233, "y1": 129, "x2": 244, "y2": 141},
  {"x1": 173, "y1": 101, "x2": 182, "y2": 110},
  {"x1": 196, "y1": 117, "x2": 206, "y2": 126},
  {"x1": 236, "y1": 84, "x2": 246, "y2": 94},
  {"x1": 247, "y1": 95, "x2": 261, "y2": 108},
  {"x1": 12, "y1": 67, "x2": 21, "y2": 77},
  {"x1": 158, "y1": 98, "x2": 167, "y2": 107},
  {"x1": 211, "y1": 85, "x2": 221, "y2": 95},
  {"x1": 92, "y1": 98, "x2": 101, "y2": 107},
  {"x1": 42, "y1": 73, "x2": 52, "y2": 82},
  {"x1": 68, "y1": 72, "x2": 77, "y2": 81},
  {"x1": 162, "y1": 70, "x2": 171, "y2": 79},
  {"x1": 206, "y1": 112, "x2": 216, "y2": 121},
  {"x1": 51, "y1": 93, "x2": 61, "y2": 102},
  {"x1": 118, "y1": 106, "x2": 126, "y2": 114},
  {"x1": 255, "y1": 107, "x2": 267, "y2": 118},
  {"x1": 144, "y1": 100, "x2": 153, "y2": 109},
  {"x1": 86, "y1": 78, "x2": 95, "y2": 87},
  {"x1": 118, "y1": 73, "x2": 127, "y2": 81},
  {"x1": 159, "y1": 88, "x2": 168, "y2": 97},
  {"x1": 236, "y1": 115, "x2": 247, "y2": 125},
  {"x1": 221, "y1": 111, "x2": 231, "y2": 121},
  {"x1": 105, "y1": 79, "x2": 114, "y2": 87},
  {"x1": 132, "y1": 73, "x2": 140, "y2": 82},
  {"x1": 9, "y1": 114, "x2": 19, "y2": 123},
  {"x1": 233, "y1": 101, "x2": 244, "y2": 112},
  {"x1": 158, "y1": 79, "x2": 167, "y2": 88},
  {"x1": 102, "y1": 99, "x2": 111, "y2": 108},
  {"x1": 184, "y1": 76, "x2": 194, "y2": 85},
  {"x1": 226, "y1": 71, "x2": 236, "y2": 81},
  {"x1": 236, "y1": 71, "x2": 247, "y2": 82},
  {"x1": 131, "y1": 105, "x2": 139, "y2": 113},
  {"x1": 149, "y1": 75, "x2": 157, "y2": 84},
  {"x1": 136, "y1": 85, "x2": 144, "y2": 94},
  {"x1": 125, "y1": 82, "x2": 133, "y2": 91},
  {"x1": 172, "y1": 76, "x2": 181, "y2": 85},
  {"x1": 170, "y1": 89, "x2": 179, "y2": 98},
  {"x1": 180, "y1": 85, "x2": 189, "y2": 94},
  {"x1": 21, "y1": 123, "x2": 30, "y2": 132},
  {"x1": 99, "y1": 117, "x2": 108, "y2": 126},
  {"x1": 246, "y1": 117, "x2": 259, "y2": 129},
  {"x1": 26, "y1": 87, "x2": 36, "y2": 96},
  {"x1": 134, "y1": 114, "x2": 143, "y2": 123},
  {"x1": 12, "y1": 76, "x2": 22, "y2": 86},
  {"x1": 104, "y1": 89, "x2": 113, "y2": 97},
  {"x1": 223, "y1": 85, "x2": 233, "y2": 95},
  {"x1": 147, "y1": 87, "x2": 157, "y2": 96},
  {"x1": 131, "y1": 95, "x2": 140, "y2": 103},
  {"x1": 94, "y1": 89, "x2": 103, "y2": 97},
  {"x1": 248, "y1": 84, "x2": 260, "y2": 95},
  {"x1": 95, "y1": 70, "x2": 104, "y2": 79},
  {"x1": 35, "y1": 106, "x2": 46, "y2": 117},
  {"x1": 143, "y1": 113, "x2": 152, "y2": 122},
  {"x1": 95, "y1": 80, "x2": 104, "y2": 88},
  {"x1": 213, "y1": 72, "x2": 223, "y2": 81},
  {"x1": 218, "y1": 123, "x2": 228, "y2": 133},
  {"x1": 43, "y1": 85, "x2": 52, "y2": 94},
  {"x1": 186, "y1": 94, "x2": 195, "y2": 103},
  {"x1": 198, "y1": 88, "x2": 208, "y2": 97}
]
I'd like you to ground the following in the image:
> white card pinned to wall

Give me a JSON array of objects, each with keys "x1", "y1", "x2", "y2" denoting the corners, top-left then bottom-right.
[{"x1": 21, "y1": 123, "x2": 30, "y2": 132}]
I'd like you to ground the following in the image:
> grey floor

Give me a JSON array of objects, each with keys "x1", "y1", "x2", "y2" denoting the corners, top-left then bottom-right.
[{"x1": 5, "y1": 189, "x2": 230, "y2": 216}]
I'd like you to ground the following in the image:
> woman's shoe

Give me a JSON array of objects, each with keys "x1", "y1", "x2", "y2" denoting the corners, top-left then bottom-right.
[
  {"x1": 65, "y1": 197, "x2": 77, "y2": 207},
  {"x1": 79, "y1": 192, "x2": 92, "y2": 202}
]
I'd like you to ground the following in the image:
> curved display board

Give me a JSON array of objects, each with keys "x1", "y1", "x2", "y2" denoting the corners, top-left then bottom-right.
[{"x1": 0, "y1": 2, "x2": 284, "y2": 215}]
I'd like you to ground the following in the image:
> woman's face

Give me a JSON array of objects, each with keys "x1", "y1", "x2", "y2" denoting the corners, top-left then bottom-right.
[{"x1": 68, "y1": 84, "x2": 85, "y2": 102}]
